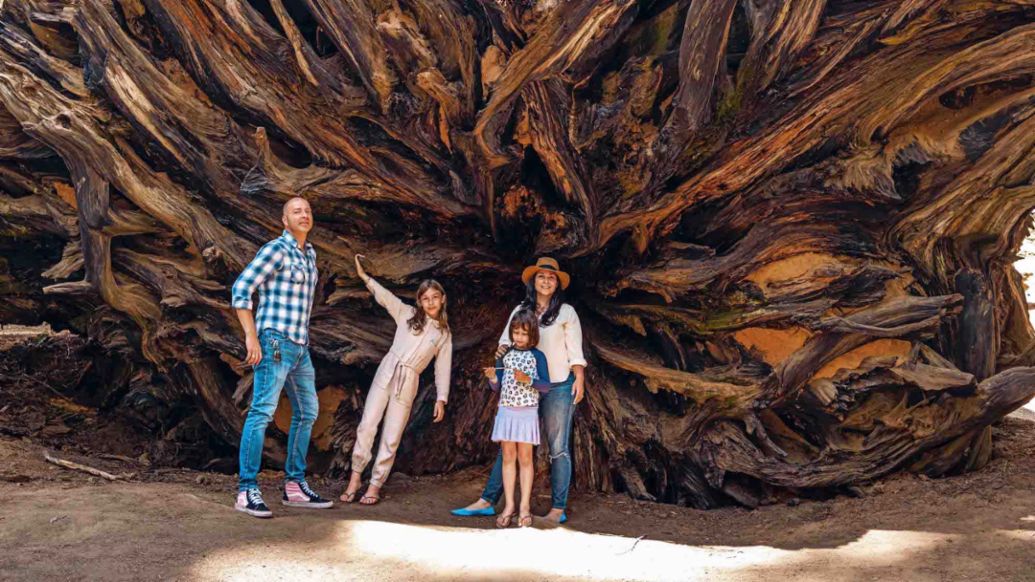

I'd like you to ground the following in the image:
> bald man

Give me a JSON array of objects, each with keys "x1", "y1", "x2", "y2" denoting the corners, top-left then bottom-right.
[{"x1": 230, "y1": 197, "x2": 332, "y2": 517}]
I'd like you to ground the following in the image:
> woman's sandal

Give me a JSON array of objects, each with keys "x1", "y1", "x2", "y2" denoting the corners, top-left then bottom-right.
[
  {"x1": 518, "y1": 514, "x2": 533, "y2": 528},
  {"x1": 359, "y1": 494, "x2": 381, "y2": 506},
  {"x1": 495, "y1": 512, "x2": 515, "y2": 528}
]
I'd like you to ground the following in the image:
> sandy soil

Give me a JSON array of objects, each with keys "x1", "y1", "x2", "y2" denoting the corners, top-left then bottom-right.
[{"x1": 3, "y1": 414, "x2": 1035, "y2": 582}]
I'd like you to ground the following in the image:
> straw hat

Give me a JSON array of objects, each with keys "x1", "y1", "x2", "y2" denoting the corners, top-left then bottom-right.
[{"x1": 521, "y1": 257, "x2": 571, "y2": 290}]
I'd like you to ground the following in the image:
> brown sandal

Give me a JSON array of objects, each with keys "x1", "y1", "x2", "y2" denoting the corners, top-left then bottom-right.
[
  {"x1": 340, "y1": 491, "x2": 359, "y2": 503},
  {"x1": 359, "y1": 495, "x2": 380, "y2": 506},
  {"x1": 518, "y1": 514, "x2": 533, "y2": 528},
  {"x1": 495, "y1": 512, "x2": 515, "y2": 528}
]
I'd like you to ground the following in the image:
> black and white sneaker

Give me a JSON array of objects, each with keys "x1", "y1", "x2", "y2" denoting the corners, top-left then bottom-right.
[
  {"x1": 283, "y1": 480, "x2": 334, "y2": 508},
  {"x1": 235, "y1": 488, "x2": 273, "y2": 518}
]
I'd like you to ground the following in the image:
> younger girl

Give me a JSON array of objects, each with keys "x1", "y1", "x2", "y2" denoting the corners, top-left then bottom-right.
[
  {"x1": 340, "y1": 254, "x2": 452, "y2": 505},
  {"x1": 483, "y1": 309, "x2": 551, "y2": 528}
]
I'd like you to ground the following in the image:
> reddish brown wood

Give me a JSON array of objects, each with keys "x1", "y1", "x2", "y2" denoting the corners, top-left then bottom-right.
[{"x1": 2, "y1": 0, "x2": 1035, "y2": 507}]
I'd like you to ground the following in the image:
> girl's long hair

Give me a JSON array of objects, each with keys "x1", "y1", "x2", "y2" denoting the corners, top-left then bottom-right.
[
  {"x1": 520, "y1": 275, "x2": 564, "y2": 327},
  {"x1": 408, "y1": 279, "x2": 449, "y2": 334}
]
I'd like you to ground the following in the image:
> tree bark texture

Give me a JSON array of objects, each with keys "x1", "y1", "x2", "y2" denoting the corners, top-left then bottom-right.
[{"x1": 2, "y1": 0, "x2": 1035, "y2": 508}]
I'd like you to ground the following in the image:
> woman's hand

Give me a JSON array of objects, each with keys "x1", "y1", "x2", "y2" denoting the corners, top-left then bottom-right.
[
  {"x1": 514, "y1": 370, "x2": 531, "y2": 384},
  {"x1": 572, "y1": 375, "x2": 586, "y2": 404},
  {"x1": 433, "y1": 400, "x2": 446, "y2": 423},
  {"x1": 354, "y1": 254, "x2": 368, "y2": 280},
  {"x1": 482, "y1": 367, "x2": 498, "y2": 380},
  {"x1": 494, "y1": 344, "x2": 508, "y2": 358}
]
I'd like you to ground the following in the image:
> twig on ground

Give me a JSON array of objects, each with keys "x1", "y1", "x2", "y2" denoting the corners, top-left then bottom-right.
[
  {"x1": 617, "y1": 535, "x2": 646, "y2": 555},
  {"x1": 43, "y1": 451, "x2": 122, "y2": 480}
]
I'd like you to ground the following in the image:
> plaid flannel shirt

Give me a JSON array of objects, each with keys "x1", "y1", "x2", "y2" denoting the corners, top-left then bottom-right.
[{"x1": 231, "y1": 230, "x2": 318, "y2": 345}]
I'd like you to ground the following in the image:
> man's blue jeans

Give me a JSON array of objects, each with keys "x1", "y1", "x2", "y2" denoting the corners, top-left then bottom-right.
[
  {"x1": 238, "y1": 329, "x2": 318, "y2": 492},
  {"x1": 481, "y1": 374, "x2": 576, "y2": 509}
]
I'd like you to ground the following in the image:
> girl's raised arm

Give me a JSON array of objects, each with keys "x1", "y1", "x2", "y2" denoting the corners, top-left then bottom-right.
[{"x1": 355, "y1": 254, "x2": 409, "y2": 321}]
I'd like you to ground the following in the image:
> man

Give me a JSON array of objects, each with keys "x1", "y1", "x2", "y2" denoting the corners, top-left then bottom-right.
[{"x1": 230, "y1": 196, "x2": 333, "y2": 518}]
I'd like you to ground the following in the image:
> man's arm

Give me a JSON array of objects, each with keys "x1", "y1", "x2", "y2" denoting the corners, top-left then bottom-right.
[{"x1": 231, "y1": 242, "x2": 284, "y2": 365}]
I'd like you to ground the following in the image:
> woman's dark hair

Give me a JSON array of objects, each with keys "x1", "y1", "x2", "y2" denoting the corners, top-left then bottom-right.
[
  {"x1": 520, "y1": 272, "x2": 564, "y2": 327},
  {"x1": 408, "y1": 279, "x2": 449, "y2": 334},
  {"x1": 509, "y1": 309, "x2": 540, "y2": 347}
]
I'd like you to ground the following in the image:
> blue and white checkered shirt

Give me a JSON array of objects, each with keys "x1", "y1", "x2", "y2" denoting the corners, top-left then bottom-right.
[{"x1": 231, "y1": 230, "x2": 318, "y2": 346}]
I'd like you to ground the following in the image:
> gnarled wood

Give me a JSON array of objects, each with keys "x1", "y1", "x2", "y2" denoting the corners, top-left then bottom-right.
[{"x1": 2, "y1": 0, "x2": 1035, "y2": 508}]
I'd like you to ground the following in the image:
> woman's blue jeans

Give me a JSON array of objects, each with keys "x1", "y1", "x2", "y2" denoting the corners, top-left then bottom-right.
[
  {"x1": 238, "y1": 329, "x2": 318, "y2": 492},
  {"x1": 481, "y1": 374, "x2": 575, "y2": 509}
]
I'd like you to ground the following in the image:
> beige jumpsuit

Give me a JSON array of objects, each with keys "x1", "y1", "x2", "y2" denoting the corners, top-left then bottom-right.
[{"x1": 350, "y1": 277, "x2": 452, "y2": 487}]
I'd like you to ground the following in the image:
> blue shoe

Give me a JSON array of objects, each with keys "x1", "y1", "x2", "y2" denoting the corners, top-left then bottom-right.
[
  {"x1": 559, "y1": 512, "x2": 568, "y2": 524},
  {"x1": 451, "y1": 506, "x2": 496, "y2": 517}
]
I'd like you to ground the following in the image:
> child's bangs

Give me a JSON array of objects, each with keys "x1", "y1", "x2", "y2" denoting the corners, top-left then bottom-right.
[{"x1": 508, "y1": 309, "x2": 540, "y2": 346}]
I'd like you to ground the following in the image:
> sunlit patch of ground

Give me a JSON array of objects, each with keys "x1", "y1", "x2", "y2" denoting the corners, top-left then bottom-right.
[{"x1": 187, "y1": 523, "x2": 959, "y2": 582}]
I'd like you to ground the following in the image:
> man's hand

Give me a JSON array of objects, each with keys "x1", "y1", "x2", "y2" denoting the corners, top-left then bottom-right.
[
  {"x1": 245, "y1": 332, "x2": 262, "y2": 366},
  {"x1": 433, "y1": 400, "x2": 446, "y2": 423}
]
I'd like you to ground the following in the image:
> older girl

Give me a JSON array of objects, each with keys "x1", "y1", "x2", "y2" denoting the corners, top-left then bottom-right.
[{"x1": 341, "y1": 254, "x2": 452, "y2": 505}]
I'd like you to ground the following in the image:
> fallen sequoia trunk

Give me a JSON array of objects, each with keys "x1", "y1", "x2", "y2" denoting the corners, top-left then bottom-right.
[{"x1": 2, "y1": 0, "x2": 1035, "y2": 508}]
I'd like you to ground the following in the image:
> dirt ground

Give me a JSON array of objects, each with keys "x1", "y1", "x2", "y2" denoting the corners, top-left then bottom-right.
[
  {"x1": 3, "y1": 412, "x2": 1035, "y2": 582},
  {"x1": 3, "y1": 326, "x2": 1035, "y2": 581}
]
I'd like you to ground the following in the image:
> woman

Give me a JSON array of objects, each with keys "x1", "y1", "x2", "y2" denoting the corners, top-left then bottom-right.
[
  {"x1": 340, "y1": 254, "x2": 452, "y2": 505},
  {"x1": 452, "y1": 257, "x2": 587, "y2": 524}
]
